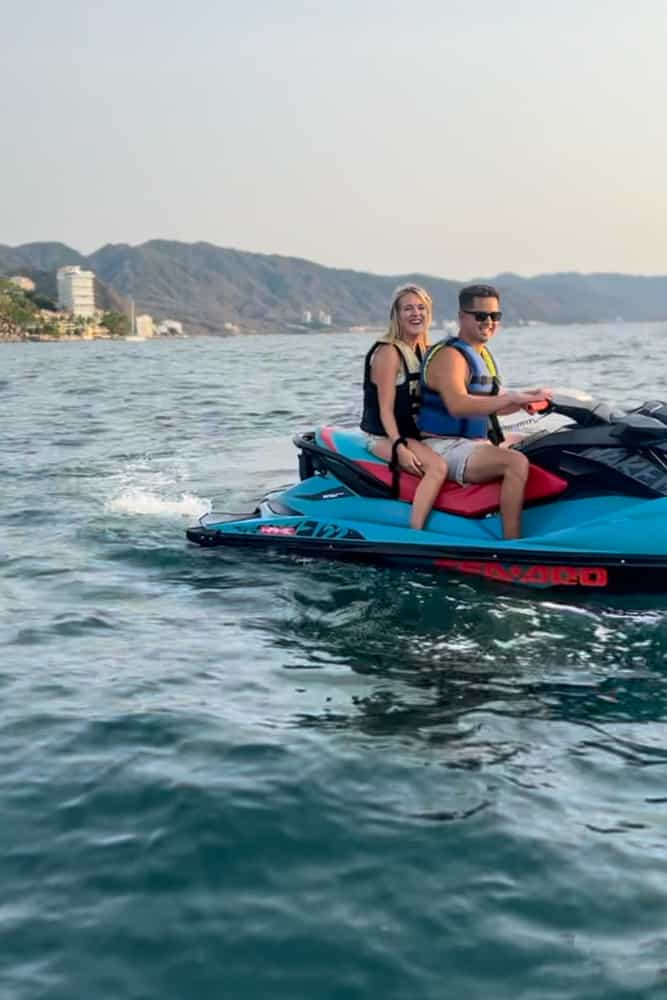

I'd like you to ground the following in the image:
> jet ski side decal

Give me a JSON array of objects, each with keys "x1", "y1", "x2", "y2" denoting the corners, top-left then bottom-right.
[{"x1": 436, "y1": 559, "x2": 608, "y2": 588}]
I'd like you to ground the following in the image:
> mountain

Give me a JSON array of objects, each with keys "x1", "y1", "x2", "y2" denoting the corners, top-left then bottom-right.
[
  {"x1": 85, "y1": 240, "x2": 456, "y2": 333},
  {"x1": 0, "y1": 242, "x2": 85, "y2": 273},
  {"x1": 1, "y1": 240, "x2": 667, "y2": 333}
]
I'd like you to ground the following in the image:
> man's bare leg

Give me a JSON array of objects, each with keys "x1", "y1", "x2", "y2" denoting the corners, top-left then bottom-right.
[{"x1": 464, "y1": 445, "x2": 530, "y2": 539}]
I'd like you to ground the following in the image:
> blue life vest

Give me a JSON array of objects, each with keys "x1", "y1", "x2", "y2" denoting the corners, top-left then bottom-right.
[{"x1": 418, "y1": 338, "x2": 501, "y2": 439}]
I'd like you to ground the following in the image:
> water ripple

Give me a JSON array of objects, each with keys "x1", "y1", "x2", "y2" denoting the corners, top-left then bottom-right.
[{"x1": 3, "y1": 330, "x2": 667, "y2": 1000}]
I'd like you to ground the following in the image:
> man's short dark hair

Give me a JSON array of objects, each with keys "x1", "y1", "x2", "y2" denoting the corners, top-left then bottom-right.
[{"x1": 458, "y1": 284, "x2": 500, "y2": 310}]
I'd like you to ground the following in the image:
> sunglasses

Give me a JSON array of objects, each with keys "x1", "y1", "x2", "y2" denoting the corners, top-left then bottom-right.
[{"x1": 462, "y1": 309, "x2": 502, "y2": 323}]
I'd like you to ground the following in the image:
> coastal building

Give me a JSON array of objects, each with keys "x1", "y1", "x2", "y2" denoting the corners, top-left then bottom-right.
[
  {"x1": 156, "y1": 319, "x2": 184, "y2": 335},
  {"x1": 9, "y1": 275, "x2": 36, "y2": 292},
  {"x1": 301, "y1": 308, "x2": 332, "y2": 326},
  {"x1": 135, "y1": 313, "x2": 154, "y2": 338},
  {"x1": 56, "y1": 266, "x2": 97, "y2": 317}
]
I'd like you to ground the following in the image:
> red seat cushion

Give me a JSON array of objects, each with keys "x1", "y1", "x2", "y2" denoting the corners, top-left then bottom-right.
[
  {"x1": 317, "y1": 426, "x2": 568, "y2": 517},
  {"x1": 356, "y1": 459, "x2": 567, "y2": 517}
]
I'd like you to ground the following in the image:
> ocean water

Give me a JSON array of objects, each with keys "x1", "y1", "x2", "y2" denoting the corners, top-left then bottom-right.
[{"x1": 2, "y1": 324, "x2": 667, "y2": 1000}]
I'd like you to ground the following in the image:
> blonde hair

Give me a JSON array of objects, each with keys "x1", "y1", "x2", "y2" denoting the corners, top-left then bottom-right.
[{"x1": 382, "y1": 283, "x2": 433, "y2": 352}]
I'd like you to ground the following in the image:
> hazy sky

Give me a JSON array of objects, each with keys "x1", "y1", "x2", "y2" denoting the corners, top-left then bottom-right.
[{"x1": 3, "y1": 0, "x2": 666, "y2": 278}]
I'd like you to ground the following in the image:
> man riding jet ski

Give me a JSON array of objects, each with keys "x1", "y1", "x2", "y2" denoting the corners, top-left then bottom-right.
[
  {"x1": 187, "y1": 391, "x2": 667, "y2": 592},
  {"x1": 416, "y1": 282, "x2": 551, "y2": 539}
]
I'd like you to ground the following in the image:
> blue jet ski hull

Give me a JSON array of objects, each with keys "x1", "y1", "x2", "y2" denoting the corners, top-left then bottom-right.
[
  {"x1": 187, "y1": 416, "x2": 667, "y2": 593},
  {"x1": 187, "y1": 475, "x2": 667, "y2": 592}
]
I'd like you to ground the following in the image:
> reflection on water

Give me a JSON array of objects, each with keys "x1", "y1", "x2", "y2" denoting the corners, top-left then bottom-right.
[
  {"x1": 5, "y1": 331, "x2": 667, "y2": 998},
  {"x1": 227, "y1": 559, "x2": 667, "y2": 765}
]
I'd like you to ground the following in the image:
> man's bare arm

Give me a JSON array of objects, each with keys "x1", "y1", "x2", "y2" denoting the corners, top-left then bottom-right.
[{"x1": 427, "y1": 348, "x2": 548, "y2": 418}]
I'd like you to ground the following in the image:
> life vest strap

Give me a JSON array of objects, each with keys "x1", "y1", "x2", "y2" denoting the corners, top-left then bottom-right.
[{"x1": 390, "y1": 437, "x2": 408, "y2": 497}]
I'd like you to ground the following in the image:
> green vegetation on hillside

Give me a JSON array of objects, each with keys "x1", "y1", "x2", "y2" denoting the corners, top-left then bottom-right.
[
  {"x1": 0, "y1": 278, "x2": 40, "y2": 328},
  {"x1": 0, "y1": 278, "x2": 132, "y2": 340},
  {"x1": 100, "y1": 311, "x2": 130, "y2": 337},
  {"x1": 28, "y1": 291, "x2": 58, "y2": 311}
]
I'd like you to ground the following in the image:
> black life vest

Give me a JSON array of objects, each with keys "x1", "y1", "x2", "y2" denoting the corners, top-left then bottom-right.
[{"x1": 360, "y1": 340, "x2": 422, "y2": 439}]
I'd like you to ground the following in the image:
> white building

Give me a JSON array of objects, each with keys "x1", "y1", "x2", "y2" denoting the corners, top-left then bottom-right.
[
  {"x1": 136, "y1": 313, "x2": 154, "y2": 338},
  {"x1": 302, "y1": 309, "x2": 312, "y2": 324},
  {"x1": 9, "y1": 275, "x2": 36, "y2": 292},
  {"x1": 157, "y1": 319, "x2": 184, "y2": 336},
  {"x1": 318, "y1": 309, "x2": 332, "y2": 326},
  {"x1": 56, "y1": 266, "x2": 97, "y2": 317}
]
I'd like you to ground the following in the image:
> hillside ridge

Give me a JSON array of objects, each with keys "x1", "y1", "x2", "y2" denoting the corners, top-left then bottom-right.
[{"x1": 1, "y1": 240, "x2": 666, "y2": 333}]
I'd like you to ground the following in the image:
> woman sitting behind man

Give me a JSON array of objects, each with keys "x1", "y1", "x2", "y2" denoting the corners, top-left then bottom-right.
[{"x1": 360, "y1": 284, "x2": 447, "y2": 530}]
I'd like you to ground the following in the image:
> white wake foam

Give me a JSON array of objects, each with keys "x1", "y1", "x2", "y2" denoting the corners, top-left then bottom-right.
[{"x1": 105, "y1": 488, "x2": 211, "y2": 518}]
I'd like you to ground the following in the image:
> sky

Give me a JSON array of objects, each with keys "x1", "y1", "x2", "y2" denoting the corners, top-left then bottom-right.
[{"x1": 3, "y1": 0, "x2": 667, "y2": 279}]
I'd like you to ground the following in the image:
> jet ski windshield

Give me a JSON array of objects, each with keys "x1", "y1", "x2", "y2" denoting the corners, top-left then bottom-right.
[
  {"x1": 504, "y1": 390, "x2": 667, "y2": 445},
  {"x1": 498, "y1": 389, "x2": 621, "y2": 440},
  {"x1": 548, "y1": 393, "x2": 667, "y2": 444},
  {"x1": 549, "y1": 393, "x2": 624, "y2": 427}
]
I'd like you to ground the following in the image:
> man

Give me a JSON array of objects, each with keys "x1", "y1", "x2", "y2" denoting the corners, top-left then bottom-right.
[{"x1": 419, "y1": 284, "x2": 550, "y2": 539}]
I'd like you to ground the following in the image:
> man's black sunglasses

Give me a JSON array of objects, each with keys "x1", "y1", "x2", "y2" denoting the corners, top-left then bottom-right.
[{"x1": 462, "y1": 309, "x2": 502, "y2": 323}]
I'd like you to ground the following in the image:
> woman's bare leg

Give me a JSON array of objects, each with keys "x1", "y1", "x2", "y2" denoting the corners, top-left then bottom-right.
[
  {"x1": 369, "y1": 438, "x2": 447, "y2": 531},
  {"x1": 405, "y1": 439, "x2": 447, "y2": 530}
]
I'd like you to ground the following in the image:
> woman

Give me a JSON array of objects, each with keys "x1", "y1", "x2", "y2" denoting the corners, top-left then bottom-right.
[{"x1": 360, "y1": 284, "x2": 447, "y2": 530}]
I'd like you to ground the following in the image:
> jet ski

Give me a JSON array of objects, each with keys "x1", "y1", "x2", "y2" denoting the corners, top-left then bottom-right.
[{"x1": 186, "y1": 393, "x2": 667, "y2": 592}]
